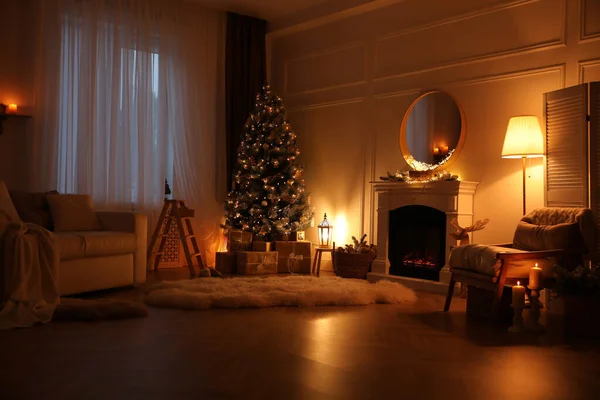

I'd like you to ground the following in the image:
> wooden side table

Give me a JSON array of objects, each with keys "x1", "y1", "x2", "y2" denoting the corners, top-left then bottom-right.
[{"x1": 311, "y1": 247, "x2": 334, "y2": 277}]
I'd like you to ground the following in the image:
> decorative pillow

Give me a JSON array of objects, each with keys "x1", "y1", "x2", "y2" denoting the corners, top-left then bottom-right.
[
  {"x1": 46, "y1": 194, "x2": 102, "y2": 232},
  {"x1": 9, "y1": 190, "x2": 59, "y2": 230},
  {"x1": 512, "y1": 221, "x2": 586, "y2": 252},
  {"x1": 0, "y1": 180, "x2": 20, "y2": 222}
]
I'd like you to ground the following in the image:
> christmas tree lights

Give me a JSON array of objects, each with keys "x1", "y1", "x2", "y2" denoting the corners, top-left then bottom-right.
[{"x1": 222, "y1": 84, "x2": 314, "y2": 240}]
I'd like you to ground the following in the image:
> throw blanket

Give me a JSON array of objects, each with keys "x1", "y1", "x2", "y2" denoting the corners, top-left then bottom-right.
[{"x1": 0, "y1": 221, "x2": 59, "y2": 329}]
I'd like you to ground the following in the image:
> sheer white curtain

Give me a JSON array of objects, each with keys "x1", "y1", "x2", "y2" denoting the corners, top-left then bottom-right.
[
  {"x1": 32, "y1": 0, "x2": 226, "y2": 265},
  {"x1": 165, "y1": 7, "x2": 227, "y2": 266}
]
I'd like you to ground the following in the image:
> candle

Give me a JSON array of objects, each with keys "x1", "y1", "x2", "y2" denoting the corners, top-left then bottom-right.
[
  {"x1": 433, "y1": 147, "x2": 440, "y2": 156},
  {"x1": 7, "y1": 104, "x2": 17, "y2": 114},
  {"x1": 529, "y1": 263, "x2": 543, "y2": 290},
  {"x1": 441, "y1": 145, "x2": 449, "y2": 155},
  {"x1": 512, "y1": 281, "x2": 525, "y2": 307}
]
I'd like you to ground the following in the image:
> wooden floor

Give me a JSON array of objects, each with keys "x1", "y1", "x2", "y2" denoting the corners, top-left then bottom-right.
[{"x1": 1, "y1": 268, "x2": 599, "y2": 400}]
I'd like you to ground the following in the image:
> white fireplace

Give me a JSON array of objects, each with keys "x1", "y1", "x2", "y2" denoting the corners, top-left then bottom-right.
[{"x1": 367, "y1": 180, "x2": 478, "y2": 293}]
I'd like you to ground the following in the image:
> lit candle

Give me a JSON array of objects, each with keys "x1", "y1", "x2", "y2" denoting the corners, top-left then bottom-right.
[
  {"x1": 433, "y1": 147, "x2": 440, "y2": 156},
  {"x1": 7, "y1": 104, "x2": 17, "y2": 114},
  {"x1": 512, "y1": 281, "x2": 525, "y2": 307},
  {"x1": 529, "y1": 263, "x2": 543, "y2": 290},
  {"x1": 441, "y1": 145, "x2": 449, "y2": 155}
]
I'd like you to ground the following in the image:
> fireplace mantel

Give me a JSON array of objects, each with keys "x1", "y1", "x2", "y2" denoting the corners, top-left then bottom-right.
[{"x1": 368, "y1": 180, "x2": 478, "y2": 292}]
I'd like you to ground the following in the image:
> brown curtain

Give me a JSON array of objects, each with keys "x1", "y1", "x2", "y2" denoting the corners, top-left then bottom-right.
[{"x1": 225, "y1": 12, "x2": 267, "y2": 190}]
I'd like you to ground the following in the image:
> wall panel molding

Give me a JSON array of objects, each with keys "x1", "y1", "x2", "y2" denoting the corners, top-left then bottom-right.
[
  {"x1": 370, "y1": 65, "x2": 566, "y2": 99},
  {"x1": 269, "y1": 0, "x2": 406, "y2": 38},
  {"x1": 287, "y1": 98, "x2": 364, "y2": 113},
  {"x1": 284, "y1": 42, "x2": 367, "y2": 95},
  {"x1": 578, "y1": 59, "x2": 600, "y2": 83},
  {"x1": 449, "y1": 64, "x2": 566, "y2": 88},
  {"x1": 373, "y1": 88, "x2": 421, "y2": 100},
  {"x1": 288, "y1": 99, "x2": 368, "y2": 246},
  {"x1": 376, "y1": 0, "x2": 541, "y2": 42},
  {"x1": 580, "y1": 0, "x2": 600, "y2": 42},
  {"x1": 374, "y1": 0, "x2": 566, "y2": 82}
]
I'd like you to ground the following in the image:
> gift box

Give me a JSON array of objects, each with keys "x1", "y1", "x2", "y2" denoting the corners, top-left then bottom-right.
[
  {"x1": 237, "y1": 251, "x2": 278, "y2": 275},
  {"x1": 227, "y1": 229, "x2": 252, "y2": 251},
  {"x1": 252, "y1": 241, "x2": 273, "y2": 252},
  {"x1": 275, "y1": 241, "x2": 312, "y2": 274},
  {"x1": 286, "y1": 231, "x2": 306, "y2": 241},
  {"x1": 215, "y1": 251, "x2": 237, "y2": 274}
]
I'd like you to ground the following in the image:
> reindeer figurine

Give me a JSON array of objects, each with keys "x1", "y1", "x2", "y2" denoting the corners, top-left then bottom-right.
[
  {"x1": 449, "y1": 218, "x2": 489, "y2": 298},
  {"x1": 449, "y1": 218, "x2": 489, "y2": 246}
]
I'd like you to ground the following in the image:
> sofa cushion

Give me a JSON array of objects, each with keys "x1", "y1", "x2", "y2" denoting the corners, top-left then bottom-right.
[
  {"x1": 9, "y1": 190, "x2": 58, "y2": 230},
  {"x1": 46, "y1": 194, "x2": 102, "y2": 232},
  {"x1": 55, "y1": 233, "x2": 87, "y2": 260},
  {"x1": 0, "y1": 180, "x2": 20, "y2": 222},
  {"x1": 76, "y1": 231, "x2": 137, "y2": 258},
  {"x1": 512, "y1": 221, "x2": 586, "y2": 252},
  {"x1": 54, "y1": 231, "x2": 137, "y2": 260},
  {"x1": 449, "y1": 244, "x2": 511, "y2": 276},
  {"x1": 449, "y1": 244, "x2": 556, "y2": 279}
]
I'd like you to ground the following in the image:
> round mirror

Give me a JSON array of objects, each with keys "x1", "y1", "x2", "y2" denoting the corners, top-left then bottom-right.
[{"x1": 399, "y1": 91, "x2": 465, "y2": 171}]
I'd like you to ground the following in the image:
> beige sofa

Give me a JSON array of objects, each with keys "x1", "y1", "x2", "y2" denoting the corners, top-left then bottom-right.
[
  {"x1": 56, "y1": 211, "x2": 147, "y2": 295},
  {"x1": 1, "y1": 181, "x2": 147, "y2": 295}
]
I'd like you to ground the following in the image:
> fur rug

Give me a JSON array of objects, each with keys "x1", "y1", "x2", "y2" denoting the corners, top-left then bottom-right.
[
  {"x1": 53, "y1": 298, "x2": 148, "y2": 321},
  {"x1": 144, "y1": 276, "x2": 417, "y2": 310}
]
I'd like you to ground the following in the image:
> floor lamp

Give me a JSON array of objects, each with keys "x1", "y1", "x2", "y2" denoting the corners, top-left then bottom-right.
[{"x1": 501, "y1": 116, "x2": 544, "y2": 215}]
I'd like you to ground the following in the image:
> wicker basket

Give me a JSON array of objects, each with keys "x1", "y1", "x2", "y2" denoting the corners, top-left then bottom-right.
[{"x1": 333, "y1": 249, "x2": 377, "y2": 279}]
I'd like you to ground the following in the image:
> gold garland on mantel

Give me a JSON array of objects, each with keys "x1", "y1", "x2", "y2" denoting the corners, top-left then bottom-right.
[
  {"x1": 380, "y1": 169, "x2": 459, "y2": 183},
  {"x1": 380, "y1": 149, "x2": 459, "y2": 183}
]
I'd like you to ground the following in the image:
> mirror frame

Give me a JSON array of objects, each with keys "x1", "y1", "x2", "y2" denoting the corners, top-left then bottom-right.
[{"x1": 399, "y1": 90, "x2": 466, "y2": 172}]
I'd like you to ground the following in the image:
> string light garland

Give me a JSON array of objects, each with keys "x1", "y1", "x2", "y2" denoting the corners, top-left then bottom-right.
[
  {"x1": 221, "y1": 84, "x2": 314, "y2": 240},
  {"x1": 381, "y1": 169, "x2": 459, "y2": 183},
  {"x1": 380, "y1": 149, "x2": 459, "y2": 183}
]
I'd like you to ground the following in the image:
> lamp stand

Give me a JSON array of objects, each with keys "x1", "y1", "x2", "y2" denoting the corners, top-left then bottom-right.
[{"x1": 521, "y1": 156, "x2": 527, "y2": 216}]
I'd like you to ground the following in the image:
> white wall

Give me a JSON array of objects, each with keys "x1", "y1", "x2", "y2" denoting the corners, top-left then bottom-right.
[{"x1": 269, "y1": 0, "x2": 600, "y2": 247}]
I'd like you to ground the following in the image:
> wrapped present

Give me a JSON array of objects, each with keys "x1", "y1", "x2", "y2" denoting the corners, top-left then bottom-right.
[
  {"x1": 252, "y1": 241, "x2": 273, "y2": 252},
  {"x1": 288, "y1": 231, "x2": 306, "y2": 241},
  {"x1": 227, "y1": 229, "x2": 252, "y2": 251},
  {"x1": 237, "y1": 251, "x2": 278, "y2": 275},
  {"x1": 215, "y1": 251, "x2": 237, "y2": 274},
  {"x1": 275, "y1": 241, "x2": 312, "y2": 274}
]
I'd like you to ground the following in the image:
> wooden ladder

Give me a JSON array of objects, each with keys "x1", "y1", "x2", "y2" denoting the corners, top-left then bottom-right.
[{"x1": 147, "y1": 199, "x2": 205, "y2": 278}]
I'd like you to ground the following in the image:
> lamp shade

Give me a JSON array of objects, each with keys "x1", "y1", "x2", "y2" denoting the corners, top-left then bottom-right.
[{"x1": 501, "y1": 116, "x2": 544, "y2": 158}]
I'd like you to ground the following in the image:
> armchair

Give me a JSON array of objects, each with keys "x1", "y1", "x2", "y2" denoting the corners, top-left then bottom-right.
[{"x1": 443, "y1": 208, "x2": 596, "y2": 318}]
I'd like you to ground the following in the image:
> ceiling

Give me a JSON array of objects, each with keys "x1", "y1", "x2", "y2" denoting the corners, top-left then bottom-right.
[{"x1": 187, "y1": 0, "x2": 332, "y2": 22}]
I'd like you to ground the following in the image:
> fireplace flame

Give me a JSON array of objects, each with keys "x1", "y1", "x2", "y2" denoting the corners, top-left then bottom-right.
[{"x1": 402, "y1": 252, "x2": 439, "y2": 269}]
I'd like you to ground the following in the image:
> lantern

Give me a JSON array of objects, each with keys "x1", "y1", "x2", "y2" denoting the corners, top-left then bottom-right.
[{"x1": 317, "y1": 213, "x2": 333, "y2": 248}]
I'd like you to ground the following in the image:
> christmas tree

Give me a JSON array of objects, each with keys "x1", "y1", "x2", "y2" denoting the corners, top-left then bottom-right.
[{"x1": 223, "y1": 84, "x2": 314, "y2": 240}]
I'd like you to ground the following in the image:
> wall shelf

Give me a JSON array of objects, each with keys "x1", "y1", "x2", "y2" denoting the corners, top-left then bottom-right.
[{"x1": 0, "y1": 114, "x2": 32, "y2": 134}]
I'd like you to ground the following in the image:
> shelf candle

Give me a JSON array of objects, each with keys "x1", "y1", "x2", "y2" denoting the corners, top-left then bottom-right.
[
  {"x1": 441, "y1": 145, "x2": 449, "y2": 155},
  {"x1": 7, "y1": 104, "x2": 17, "y2": 114},
  {"x1": 512, "y1": 281, "x2": 525, "y2": 307},
  {"x1": 433, "y1": 147, "x2": 440, "y2": 156},
  {"x1": 529, "y1": 263, "x2": 543, "y2": 290}
]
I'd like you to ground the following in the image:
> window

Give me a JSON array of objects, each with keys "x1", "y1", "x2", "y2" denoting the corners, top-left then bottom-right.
[{"x1": 57, "y1": 16, "x2": 172, "y2": 207}]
